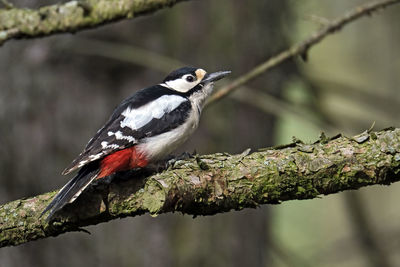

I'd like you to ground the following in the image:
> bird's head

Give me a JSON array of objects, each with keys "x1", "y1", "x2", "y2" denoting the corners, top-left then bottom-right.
[{"x1": 161, "y1": 66, "x2": 230, "y2": 96}]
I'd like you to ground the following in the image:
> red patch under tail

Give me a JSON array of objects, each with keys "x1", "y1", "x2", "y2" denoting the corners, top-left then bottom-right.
[{"x1": 98, "y1": 146, "x2": 148, "y2": 179}]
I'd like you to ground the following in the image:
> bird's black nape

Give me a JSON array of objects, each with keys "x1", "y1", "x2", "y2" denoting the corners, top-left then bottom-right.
[{"x1": 163, "y1": 66, "x2": 198, "y2": 82}]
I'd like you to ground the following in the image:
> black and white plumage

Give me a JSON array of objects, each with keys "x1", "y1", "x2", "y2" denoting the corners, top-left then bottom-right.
[{"x1": 42, "y1": 67, "x2": 230, "y2": 220}]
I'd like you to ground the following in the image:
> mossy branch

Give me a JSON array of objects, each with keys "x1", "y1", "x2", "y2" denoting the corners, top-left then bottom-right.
[
  {"x1": 0, "y1": 0, "x2": 188, "y2": 46},
  {"x1": 2, "y1": 128, "x2": 400, "y2": 247}
]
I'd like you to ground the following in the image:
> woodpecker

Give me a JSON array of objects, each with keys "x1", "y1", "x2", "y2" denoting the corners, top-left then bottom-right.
[{"x1": 42, "y1": 67, "x2": 230, "y2": 220}]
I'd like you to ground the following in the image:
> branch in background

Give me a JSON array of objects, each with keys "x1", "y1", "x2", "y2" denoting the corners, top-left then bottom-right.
[
  {"x1": 67, "y1": 38, "x2": 183, "y2": 72},
  {"x1": 66, "y1": 38, "x2": 341, "y2": 134},
  {"x1": 0, "y1": 0, "x2": 189, "y2": 46},
  {"x1": 1, "y1": 0, "x2": 400, "y2": 252},
  {"x1": 230, "y1": 89, "x2": 339, "y2": 134},
  {"x1": 2, "y1": 128, "x2": 400, "y2": 247},
  {"x1": 308, "y1": 77, "x2": 400, "y2": 127},
  {"x1": 68, "y1": 38, "x2": 336, "y2": 133},
  {"x1": 344, "y1": 193, "x2": 392, "y2": 267},
  {"x1": 64, "y1": 0, "x2": 400, "y2": 133},
  {"x1": 207, "y1": 0, "x2": 400, "y2": 104}
]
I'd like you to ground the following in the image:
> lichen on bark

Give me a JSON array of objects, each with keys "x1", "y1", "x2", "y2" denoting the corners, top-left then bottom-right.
[
  {"x1": 2, "y1": 128, "x2": 400, "y2": 248},
  {"x1": 0, "y1": 0, "x2": 188, "y2": 45}
]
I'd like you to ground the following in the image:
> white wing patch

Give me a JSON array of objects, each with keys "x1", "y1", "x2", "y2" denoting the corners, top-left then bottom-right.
[
  {"x1": 74, "y1": 151, "x2": 103, "y2": 170},
  {"x1": 76, "y1": 159, "x2": 89, "y2": 169},
  {"x1": 88, "y1": 152, "x2": 105, "y2": 160},
  {"x1": 99, "y1": 131, "x2": 135, "y2": 150},
  {"x1": 101, "y1": 140, "x2": 120, "y2": 150},
  {"x1": 63, "y1": 95, "x2": 187, "y2": 175},
  {"x1": 74, "y1": 152, "x2": 106, "y2": 169},
  {"x1": 120, "y1": 95, "x2": 187, "y2": 130},
  {"x1": 101, "y1": 141, "x2": 108, "y2": 148},
  {"x1": 108, "y1": 130, "x2": 136, "y2": 142}
]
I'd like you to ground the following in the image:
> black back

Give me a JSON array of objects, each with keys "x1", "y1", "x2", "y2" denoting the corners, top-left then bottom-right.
[{"x1": 63, "y1": 85, "x2": 192, "y2": 174}]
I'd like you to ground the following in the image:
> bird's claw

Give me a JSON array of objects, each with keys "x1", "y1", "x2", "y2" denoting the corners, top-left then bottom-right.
[{"x1": 163, "y1": 151, "x2": 196, "y2": 169}]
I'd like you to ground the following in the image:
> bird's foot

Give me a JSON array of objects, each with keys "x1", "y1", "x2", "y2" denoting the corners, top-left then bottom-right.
[{"x1": 161, "y1": 151, "x2": 197, "y2": 170}]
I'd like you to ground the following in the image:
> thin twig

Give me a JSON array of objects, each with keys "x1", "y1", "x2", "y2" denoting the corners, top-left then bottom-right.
[
  {"x1": 345, "y1": 193, "x2": 393, "y2": 267},
  {"x1": 304, "y1": 14, "x2": 331, "y2": 27},
  {"x1": 67, "y1": 38, "x2": 337, "y2": 133},
  {"x1": 207, "y1": 0, "x2": 400, "y2": 104},
  {"x1": 68, "y1": 38, "x2": 182, "y2": 72},
  {"x1": 231, "y1": 89, "x2": 339, "y2": 134}
]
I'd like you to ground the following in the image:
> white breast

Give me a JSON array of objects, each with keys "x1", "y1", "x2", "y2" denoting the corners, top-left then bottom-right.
[{"x1": 136, "y1": 107, "x2": 200, "y2": 160}]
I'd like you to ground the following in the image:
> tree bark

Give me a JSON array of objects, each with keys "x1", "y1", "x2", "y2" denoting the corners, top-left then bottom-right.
[
  {"x1": 1, "y1": 128, "x2": 400, "y2": 247},
  {"x1": 0, "y1": 0, "x2": 188, "y2": 46}
]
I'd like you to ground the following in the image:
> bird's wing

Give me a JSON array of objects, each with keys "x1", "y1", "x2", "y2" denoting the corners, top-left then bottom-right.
[{"x1": 62, "y1": 93, "x2": 191, "y2": 175}]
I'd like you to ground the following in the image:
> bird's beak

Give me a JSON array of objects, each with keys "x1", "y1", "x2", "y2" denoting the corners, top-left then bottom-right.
[{"x1": 201, "y1": 70, "x2": 231, "y2": 84}]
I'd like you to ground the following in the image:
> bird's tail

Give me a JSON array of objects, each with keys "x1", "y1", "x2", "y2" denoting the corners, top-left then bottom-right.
[{"x1": 41, "y1": 162, "x2": 100, "y2": 221}]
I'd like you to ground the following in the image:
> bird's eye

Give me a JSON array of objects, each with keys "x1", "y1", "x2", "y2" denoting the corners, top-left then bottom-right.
[{"x1": 186, "y1": 75, "x2": 195, "y2": 82}]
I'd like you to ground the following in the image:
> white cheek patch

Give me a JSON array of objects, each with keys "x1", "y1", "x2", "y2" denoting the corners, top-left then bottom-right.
[
  {"x1": 164, "y1": 79, "x2": 192, "y2": 93},
  {"x1": 162, "y1": 77, "x2": 200, "y2": 93},
  {"x1": 120, "y1": 95, "x2": 187, "y2": 130}
]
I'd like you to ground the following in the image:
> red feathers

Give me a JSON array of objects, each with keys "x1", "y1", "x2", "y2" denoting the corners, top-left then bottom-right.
[{"x1": 98, "y1": 146, "x2": 148, "y2": 179}]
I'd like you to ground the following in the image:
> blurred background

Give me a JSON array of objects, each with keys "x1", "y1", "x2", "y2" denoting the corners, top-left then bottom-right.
[{"x1": 1, "y1": 0, "x2": 400, "y2": 266}]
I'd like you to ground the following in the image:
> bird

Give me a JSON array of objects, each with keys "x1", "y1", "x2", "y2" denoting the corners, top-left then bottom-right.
[{"x1": 42, "y1": 66, "x2": 230, "y2": 220}]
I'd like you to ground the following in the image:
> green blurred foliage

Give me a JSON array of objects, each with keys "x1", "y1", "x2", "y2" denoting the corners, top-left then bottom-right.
[{"x1": 274, "y1": 1, "x2": 400, "y2": 267}]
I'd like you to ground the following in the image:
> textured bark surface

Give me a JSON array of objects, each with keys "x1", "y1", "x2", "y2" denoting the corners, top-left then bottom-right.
[
  {"x1": 1, "y1": 128, "x2": 400, "y2": 247},
  {"x1": 0, "y1": 0, "x2": 188, "y2": 45}
]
